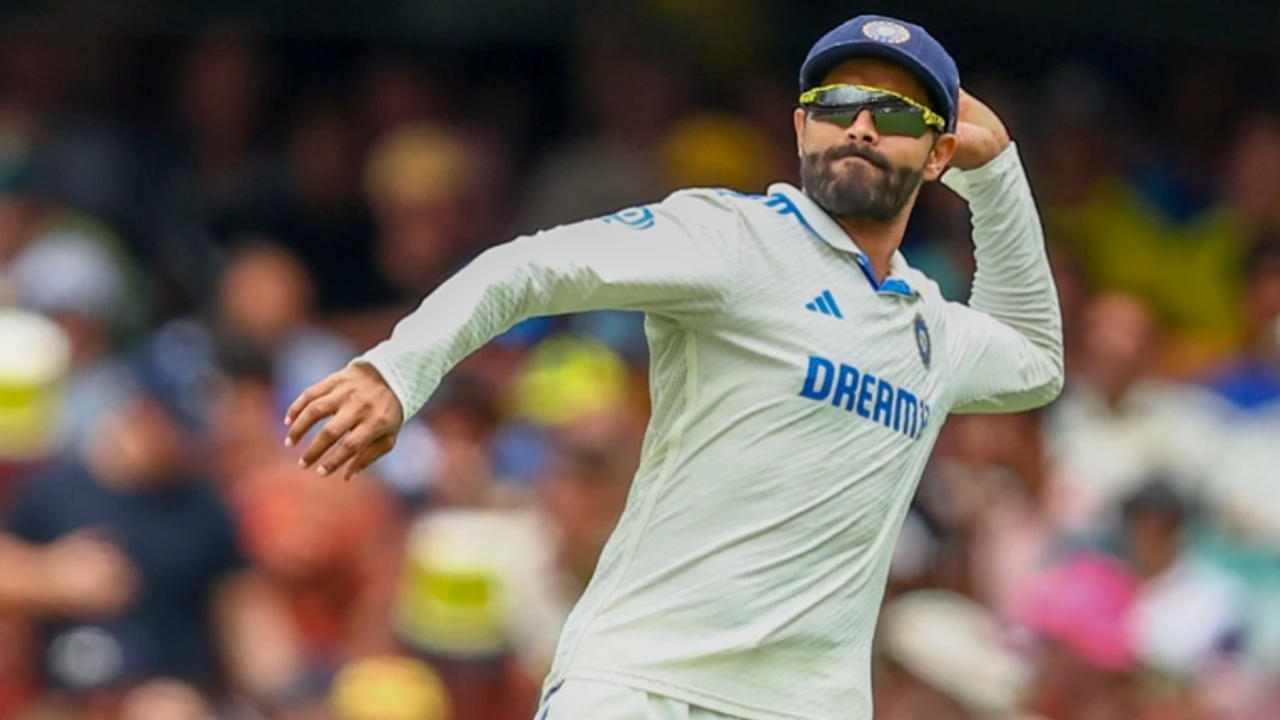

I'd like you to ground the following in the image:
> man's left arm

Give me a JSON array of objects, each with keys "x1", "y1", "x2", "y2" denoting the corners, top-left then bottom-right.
[{"x1": 940, "y1": 93, "x2": 1064, "y2": 413}]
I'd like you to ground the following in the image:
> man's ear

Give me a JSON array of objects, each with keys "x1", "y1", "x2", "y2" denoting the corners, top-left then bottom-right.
[
  {"x1": 793, "y1": 107, "x2": 807, "y2": 159},
  {"x1": 922, "y1": 132, "x2": 958, "y2": 181}
]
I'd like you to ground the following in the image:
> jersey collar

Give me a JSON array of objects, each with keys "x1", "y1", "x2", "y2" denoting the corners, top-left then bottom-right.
[{"x1": 767, "y1": 182, "x2": 918, "y2": 299}]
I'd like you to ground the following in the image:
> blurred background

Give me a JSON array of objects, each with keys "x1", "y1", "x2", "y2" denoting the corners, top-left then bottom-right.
[{"x1": 0, "y1": 1, "x2": 1279, "y2": 719}]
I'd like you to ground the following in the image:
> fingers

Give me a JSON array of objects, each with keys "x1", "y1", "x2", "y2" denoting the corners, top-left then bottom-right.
[
  {"x1": 285, "y1": 377, "x2": 353, "y2": 448},
  {"x1": 342, "y1": 434, "x2": 396, "y2": 482},
  {"x1": 285, "y1": 394, "x2": 336, "y2": 449},
  {"x1": 284, "y1": 373, "x2": 340, "y2": 428},
  {"x1": 284, "y1": 363, "x2": 405, "y2": 477},
  {"x1": 299, "y1": 406, "x2": 362, "y2": 471},
  {"x1": 312, "y1": 417, "x2": 377, "y2": 476}
]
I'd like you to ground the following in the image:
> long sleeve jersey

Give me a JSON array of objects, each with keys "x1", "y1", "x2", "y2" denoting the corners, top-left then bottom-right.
[{"x1": 359, "y1": 142, "x2": 1063, "y2": 720}]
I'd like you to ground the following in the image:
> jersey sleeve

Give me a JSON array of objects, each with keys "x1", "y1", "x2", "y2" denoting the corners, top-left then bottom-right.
[
  {"x1": 356, "y1": 190, "x2": 738, "y2": 420},
  {"x1": 938, "y1": 143, "x2": 1065, "y2": 414}
]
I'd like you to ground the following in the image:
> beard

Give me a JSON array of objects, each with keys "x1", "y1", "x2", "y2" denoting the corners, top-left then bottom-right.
[{"x1": 800, "y1": 143, "x2": 926, "y2": 222}]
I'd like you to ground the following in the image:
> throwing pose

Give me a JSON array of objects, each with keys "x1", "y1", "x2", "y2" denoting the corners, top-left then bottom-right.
[{"x1": 285, "y1": 14, "x2": 1063, "y2": 720}]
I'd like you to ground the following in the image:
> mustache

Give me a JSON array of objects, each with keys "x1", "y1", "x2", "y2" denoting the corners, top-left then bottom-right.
[{"x1": 822, "y1": 144, "x2": 892, "y2": 173}]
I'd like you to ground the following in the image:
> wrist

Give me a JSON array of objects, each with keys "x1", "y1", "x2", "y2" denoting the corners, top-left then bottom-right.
[{"x1": 959, "y1": 140, "x2": 1018, "y2": 174}]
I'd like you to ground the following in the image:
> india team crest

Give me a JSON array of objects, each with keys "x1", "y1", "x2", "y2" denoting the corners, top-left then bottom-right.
[
  {"x1": 861, "y1": 20, "x2": 911, "y2": 45},
  {"x1": 913, "y1": 313, "x2": 931, "y2": 369}
]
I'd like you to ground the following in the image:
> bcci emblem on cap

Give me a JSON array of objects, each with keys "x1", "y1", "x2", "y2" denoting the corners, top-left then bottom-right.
[
  {"x1": 913, "y1": 314, "x2": 931, "y2": 369},
  {"x1": 861, "y1": 20, "x2": 911, "y2": 45}
]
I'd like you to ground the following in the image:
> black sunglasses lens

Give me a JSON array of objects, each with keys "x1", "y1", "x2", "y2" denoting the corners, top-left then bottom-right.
[
  {"x1": 872, "y1": 109, "x2": 929, "y2": 137},
  {"x1": 809, "y1": 105, "x2": 930, "y2": 137},
  {"x1": 810, "y1": 109, "x2": 857, "y2": 126}
]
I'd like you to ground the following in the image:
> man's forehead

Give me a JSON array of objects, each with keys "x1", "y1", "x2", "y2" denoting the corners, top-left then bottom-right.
[{"x1": 819, "y1": 58, "x2": 932, "y2": 108}]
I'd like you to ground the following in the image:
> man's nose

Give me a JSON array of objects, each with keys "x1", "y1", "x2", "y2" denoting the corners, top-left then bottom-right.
[{"x1": 845, "y1": 108, "x2": 879, "y2": 145}]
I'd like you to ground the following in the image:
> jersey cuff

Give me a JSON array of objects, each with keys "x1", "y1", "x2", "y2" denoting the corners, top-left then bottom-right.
[
  {"x1": 349, "y1": 352, "x2": 416, "y2": 423},
  {"x1": 939, "y1": 141, "x2": 1021, "y2": 200}
]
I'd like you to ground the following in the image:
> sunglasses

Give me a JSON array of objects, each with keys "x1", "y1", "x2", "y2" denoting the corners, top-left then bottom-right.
[{"x1": 798, "y1": 84, "x2": 946, "y2": 138}]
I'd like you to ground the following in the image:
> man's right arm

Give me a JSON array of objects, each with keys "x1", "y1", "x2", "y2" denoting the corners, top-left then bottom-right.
[
  {"x1": 361, "y1": 191, "x2": 736, "y2": 420},
  {"x1": 284, "y1": 191, "x2": 737, "y2": 478}
]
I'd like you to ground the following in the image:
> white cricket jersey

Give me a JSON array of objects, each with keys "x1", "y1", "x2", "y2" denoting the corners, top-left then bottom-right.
[{"x1": 359, "y1": 143, "x2": 1063, "y2": 720}]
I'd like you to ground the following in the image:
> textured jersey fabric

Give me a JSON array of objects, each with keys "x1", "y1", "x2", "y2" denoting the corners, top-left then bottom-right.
[
  {"x1": 537, "y1": 677, "x2": 745, "y2": 720},
  {"x1": 359, "y1": 142, "x2": 1063, "y2": 720}
]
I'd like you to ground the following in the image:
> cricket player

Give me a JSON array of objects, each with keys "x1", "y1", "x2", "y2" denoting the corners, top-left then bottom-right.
[{"x1": 284, "y1": 14, "x2": 1063, "y2": 720}]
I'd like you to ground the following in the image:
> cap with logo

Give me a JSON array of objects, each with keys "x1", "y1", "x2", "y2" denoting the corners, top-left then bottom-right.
[{"x1": 799, "y1": 14, "x2": 960, "y2": 132}]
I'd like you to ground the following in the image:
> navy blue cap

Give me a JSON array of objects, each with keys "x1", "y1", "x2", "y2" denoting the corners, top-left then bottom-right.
[
  {"x1": 799, "y1": 15, "x2": 960, "y2": 132},
  {"x1": 126, "y1": 320, "x2": 223, "y2": 431}
]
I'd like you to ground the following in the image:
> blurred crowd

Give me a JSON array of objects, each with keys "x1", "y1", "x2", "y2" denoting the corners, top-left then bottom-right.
[{"x1": 0, "y1": 6, "x2": 1278, "y2": 720}]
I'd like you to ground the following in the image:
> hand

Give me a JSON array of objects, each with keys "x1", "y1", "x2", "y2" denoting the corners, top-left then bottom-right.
[
  {"x1": 284, "y1": 362, "x2": 404, "y2": 481},
  {"x1": 41, "y1": 530, "x2": 139, "y2": 617},
  {"x1": 120, "y1": 680, "x2": 212, "y2": 720},
  {"x1": 948, "y1": 89, "x2": 1012, "y2": 171}
]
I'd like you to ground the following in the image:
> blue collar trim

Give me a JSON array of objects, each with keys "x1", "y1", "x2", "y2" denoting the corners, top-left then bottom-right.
[{"x1": 763, "y1": 183, "x2": 918, "y2": 299}]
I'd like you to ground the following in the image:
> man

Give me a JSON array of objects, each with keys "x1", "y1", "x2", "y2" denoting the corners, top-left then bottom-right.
[
  {"x1": 1203, "y1": 232, "x2": 1280, "y2": 410},
  {"x1": 285, "y1": 14, "x2": 1063, "y2": 720},
  {"x1": 1045, "y1": 291, "x2": 1226, "y2": 534},
  {"x1": 6, "y1": 322, "x2": 304, "y2": 717}
]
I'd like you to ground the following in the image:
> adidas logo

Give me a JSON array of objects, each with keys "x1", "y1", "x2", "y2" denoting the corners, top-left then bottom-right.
[{"x1": 805, "y1": 289, "x2": 844, "y2": 318}]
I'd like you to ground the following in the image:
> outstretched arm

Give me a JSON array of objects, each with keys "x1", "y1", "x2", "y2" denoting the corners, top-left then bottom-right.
[{"x1": 283, "y1": 192, "x2": 735, "y2": 478}]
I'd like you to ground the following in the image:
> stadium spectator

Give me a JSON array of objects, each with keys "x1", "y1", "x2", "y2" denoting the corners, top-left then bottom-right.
[
  {"x1": 3, "y1": 322, "x2": 303, "y2": 717},
  {"x1": 1044, "y1": 292, "x2": 1229, "y2": 534}
]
